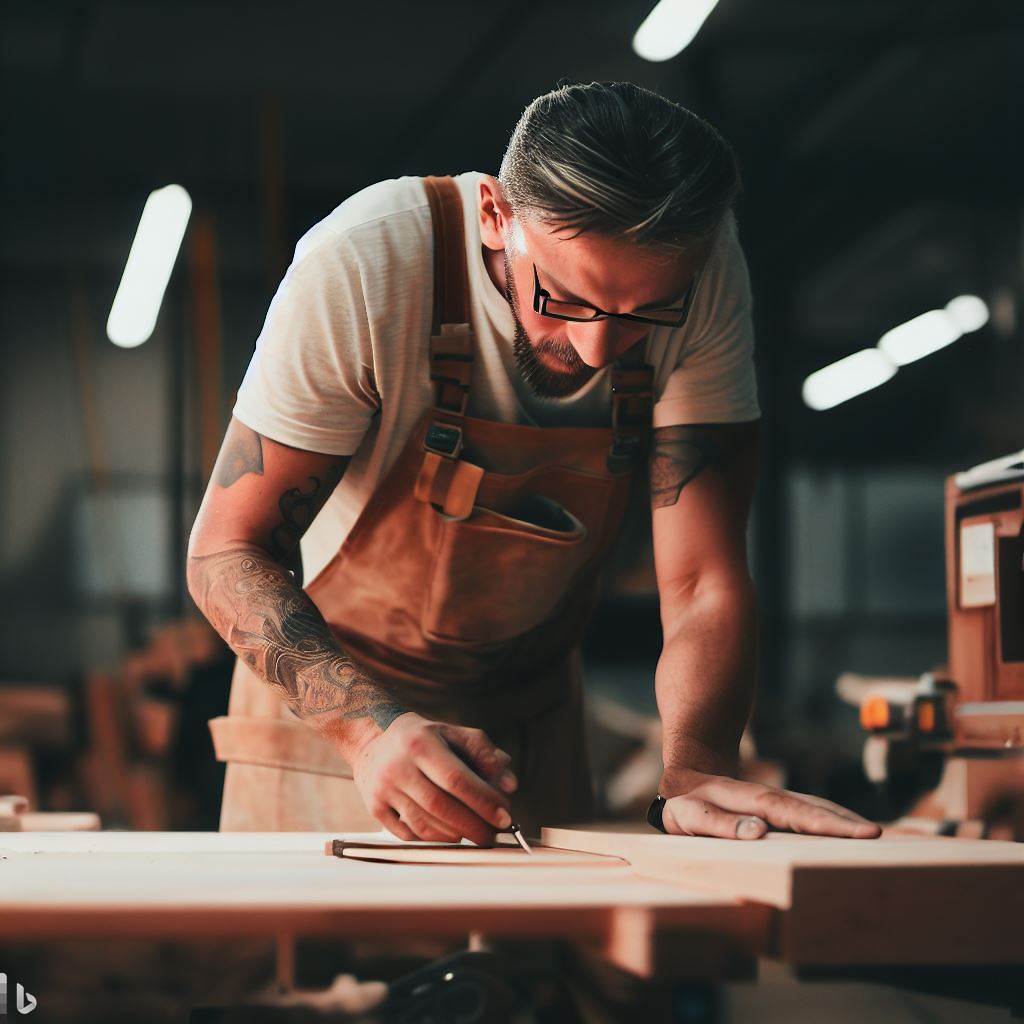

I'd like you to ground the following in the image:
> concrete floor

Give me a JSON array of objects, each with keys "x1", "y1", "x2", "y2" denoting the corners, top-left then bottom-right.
[
  {"x1": 727, "y1": 961, "x2": 1015, "y2": 1023},
  {"x1": 1, "y1": 940, "x2": 1016, "y2": 1021}
]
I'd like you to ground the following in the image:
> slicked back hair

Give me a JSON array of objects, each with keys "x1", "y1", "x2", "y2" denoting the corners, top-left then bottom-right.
[{"x1": 499, "y1": 81, "x2": 741, "y2": 254}]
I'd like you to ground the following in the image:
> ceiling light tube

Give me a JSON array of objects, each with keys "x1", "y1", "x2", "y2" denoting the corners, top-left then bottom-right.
[
  {"x1": 802, "y1": 349, "x2": 897, "y2": 411},
  {"x1": 632, "y1": 0, "x2": 720, "y2": 62},
  {"x1": 107, "y1": 184, "x2": 192, "y2": 348},
  {"x1": 877, "y1": 309, "x2": 962, "y2": 367},
  {"x1": 944, "y1": 294, "x2": 989, "y2": 334}
]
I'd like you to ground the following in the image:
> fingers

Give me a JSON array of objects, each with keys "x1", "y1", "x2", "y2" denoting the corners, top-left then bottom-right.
[
  {"x1": 694, "y1": 778, "x2": 880, "y2": 839},
  {"x1": 440, "y1": 724, "x2": 518, "y2": 794},
  {"x1": 663, "y1": 797, "x2": 768, "y2": 840},
  {"x1": 358, "y1": 718, "x2": 515, "y2": 845},
  {"x1": 372, "y1": 789, "x2": 469, "y2": 845},
  {"x1": 410, "y1": 755, "x2": 506, "y2": 845},
  {"x1": 784, "y1": 791, "x2": 881, "y2": 836},
  {"x1": 388, "y1": 790, "x2": 464, "y2": 844},
  {"x1": 749, "y1": 789, "x2": 879, "y2": 838},
  {"x1": 375, "y1": 806, "x2": 417, "y2": 843},
  {"x1": 412, "y1": 731, "x2": 512, "y2": 831}
]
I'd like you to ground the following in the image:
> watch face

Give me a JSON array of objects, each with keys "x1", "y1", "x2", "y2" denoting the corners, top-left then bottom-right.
[{"x1": 646, "y1": 794, "x2": 667, "y2": 834}]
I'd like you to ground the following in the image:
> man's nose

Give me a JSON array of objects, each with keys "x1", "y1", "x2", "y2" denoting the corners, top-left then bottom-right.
[{"x1": 567, "y1": 319, "x2": 643, "y2": 368}]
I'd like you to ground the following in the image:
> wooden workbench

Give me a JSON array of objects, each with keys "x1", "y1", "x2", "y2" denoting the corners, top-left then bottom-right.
[
  {"x1": 0, "y1": 831, "x2": 767, "y2": 981},
  {"x1": 3, "y1": 826, "x2": 1023, "y2": 980}
]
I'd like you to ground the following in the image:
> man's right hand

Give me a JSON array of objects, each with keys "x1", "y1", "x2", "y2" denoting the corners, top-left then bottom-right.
[{"x1": 351, "y1": 712, "x2": 518, "y2": 845}]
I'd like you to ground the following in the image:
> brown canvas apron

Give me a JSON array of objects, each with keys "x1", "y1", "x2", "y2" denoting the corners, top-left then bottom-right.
[{"x1": 210, "y1": 176, "x2": 653, "y2": 835}]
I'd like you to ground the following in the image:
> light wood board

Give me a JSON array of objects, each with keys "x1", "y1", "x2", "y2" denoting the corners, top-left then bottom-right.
[
  {"x1": 542, "y1": 824, "x2": 1024, "y2": 965},
  {"x1": 0, "y1": 831, "x2": 767, "y2": 980}
]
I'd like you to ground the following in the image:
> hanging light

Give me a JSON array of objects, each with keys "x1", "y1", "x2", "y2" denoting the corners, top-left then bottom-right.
[
  {"x1": 801, "y1": 291, "x2": 989, "y2": 411},
  {"x1": 632, "y1": 0, "x2": 720, "y2": 62},
  {"x1": 945, "y1": 294, "x2": 989, "y2": 333},
  {"x1": 802, "y1": 349, "x2": 897, "y2": 411},
  {"x1": 876, "y1": 295, "x2": 989, "y2": 367},
  {"x1": 877, "y1": 309, "x2": 962, "y2": 366},
  {"x1": 107, "y1": 184, "x2": 192, "y2": 348}
]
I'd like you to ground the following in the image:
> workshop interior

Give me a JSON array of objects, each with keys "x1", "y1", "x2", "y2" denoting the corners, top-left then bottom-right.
[{"x1": 2, "y1": 2, "x2": 1023, "y2": 1022}]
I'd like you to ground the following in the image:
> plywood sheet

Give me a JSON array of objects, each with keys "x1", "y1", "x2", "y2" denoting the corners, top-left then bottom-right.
[{"x1": 541, "y1": 824, "x2": 1024, "y2": 965}]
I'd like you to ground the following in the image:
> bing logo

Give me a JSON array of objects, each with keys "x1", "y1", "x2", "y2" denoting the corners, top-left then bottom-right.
[{"x1": 0, "y1": 975, "x2": 36, "y2": 1015}]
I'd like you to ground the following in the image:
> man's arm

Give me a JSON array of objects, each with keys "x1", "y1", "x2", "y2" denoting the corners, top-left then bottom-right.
[
  {"x1": 650, "y1": 421, "x2": 880, "y2": 840},
  {"x1": 188, "y1": 417, "x2": 515, "y2": 844}
]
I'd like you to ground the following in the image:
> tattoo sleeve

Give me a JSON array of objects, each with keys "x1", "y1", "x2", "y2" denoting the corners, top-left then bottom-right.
[
  {"x1": 649, "y1": 425, "x2": 726, "y2": 509},
  {"x1": 188, "y1": 548, "x2": 406, "y2": 733}
]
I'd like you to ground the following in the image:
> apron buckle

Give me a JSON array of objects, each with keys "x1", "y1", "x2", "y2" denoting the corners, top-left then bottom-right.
[
  {"x1": 424, "y1": 421, "x2": 464, "y2": 459},
  {"x1": 430, "y1": 325, "x2": 473, "y2": 416},
  {"x1": 607, "y1": 433, "x2": 644, "y2": 473}
]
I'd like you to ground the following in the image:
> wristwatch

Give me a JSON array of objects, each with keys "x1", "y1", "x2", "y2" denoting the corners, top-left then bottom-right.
[{"x1": 646, "y1": 794, "x2": 667, "y2": 834}]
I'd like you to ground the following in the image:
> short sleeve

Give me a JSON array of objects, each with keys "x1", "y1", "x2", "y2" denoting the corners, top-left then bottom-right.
[
  {"x1": 652, "y1": 212, "x2": 761, "y2": 427},
  {"x1": 232, "y1": 230, "x2": 380, "y2": 456}
]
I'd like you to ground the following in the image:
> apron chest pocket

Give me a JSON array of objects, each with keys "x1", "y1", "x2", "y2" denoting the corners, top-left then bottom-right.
[{"x1": 422, "y1": 495, "x2": 589, "y2": 645}]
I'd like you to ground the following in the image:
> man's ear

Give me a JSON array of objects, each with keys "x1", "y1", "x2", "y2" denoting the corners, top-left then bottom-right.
[{"x1": 478, "y1": 175, "x2": 511, "y2": 252}]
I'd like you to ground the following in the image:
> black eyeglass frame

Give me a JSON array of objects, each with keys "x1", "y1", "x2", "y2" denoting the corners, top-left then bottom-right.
[{"x1": 532, "y1": 263, "x2": 700, "y2": 329}]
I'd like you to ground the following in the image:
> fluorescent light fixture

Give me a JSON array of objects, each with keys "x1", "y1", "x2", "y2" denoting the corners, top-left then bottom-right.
[
  {"x1": 802, "y1": 349, "x2": 897, "y2": 411},
  {"x1": 633, "y1": 0, "x2": 719, "y2": 62},
  {"x1": 877, "y1": 309, "x2": 961, "y2": 367},
  {"x1": 945, "y1": 294, "x2": 989, "y2": 333},
  {"x1": 107, "y1": 184, "x2": 192, "y2": 348}
]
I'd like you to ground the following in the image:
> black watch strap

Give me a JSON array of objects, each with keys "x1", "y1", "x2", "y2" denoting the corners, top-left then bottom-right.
[{"x1": 646, "y1": 794, "x2": 667, "y2": 834}]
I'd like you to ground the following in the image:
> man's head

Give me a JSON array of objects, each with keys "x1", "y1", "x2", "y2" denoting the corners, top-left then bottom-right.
[{"x1": 479, "y1": 81, "x2": 740, "y2": 398}]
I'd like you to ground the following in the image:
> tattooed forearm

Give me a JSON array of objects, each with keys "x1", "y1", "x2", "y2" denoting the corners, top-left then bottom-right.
[
  {"x1": 650, "y1": 425, "x2": 725, "y2": 509},
  {"x1": 187, "y1": 548, "x2": 407, "y2": 732},
  {"x1": 214, "y1": 421, "x2": 265, "y2": 488}
]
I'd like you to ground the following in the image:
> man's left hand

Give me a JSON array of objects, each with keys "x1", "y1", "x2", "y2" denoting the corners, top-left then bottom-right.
[{"x1": 660, "y1": 767, "x2": 881, "y2": 840}]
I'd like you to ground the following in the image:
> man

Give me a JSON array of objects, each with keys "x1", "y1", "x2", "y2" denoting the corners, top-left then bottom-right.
[{"x1": 189, "y1": 81, "x2": 879, "y2": 844}]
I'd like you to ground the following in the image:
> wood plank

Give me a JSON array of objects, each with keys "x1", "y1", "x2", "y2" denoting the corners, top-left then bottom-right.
[
  {"x1": 15, "y1": 812, "x2": 101, "y2": 832},
  {"x1": 542, "y1": 824, "x2": 1024, "y2": 966},
  {"x1": 0, "y1": 831, "x2": 767, "y2": 979}
]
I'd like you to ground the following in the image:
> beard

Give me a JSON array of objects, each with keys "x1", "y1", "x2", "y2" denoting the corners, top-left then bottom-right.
[{"x1": 503, "y1": 251, "x2": 597, "y2": 399}]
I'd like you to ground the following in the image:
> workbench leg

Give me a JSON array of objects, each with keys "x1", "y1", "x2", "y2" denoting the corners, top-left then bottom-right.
[{"x1": 275, "y1": 931, "x2": 295, "y2": 993}]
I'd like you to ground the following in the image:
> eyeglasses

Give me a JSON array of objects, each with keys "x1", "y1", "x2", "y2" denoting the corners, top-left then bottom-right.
[{"x1": 532, "y1": 263, "x2": 699, "y2": 329}]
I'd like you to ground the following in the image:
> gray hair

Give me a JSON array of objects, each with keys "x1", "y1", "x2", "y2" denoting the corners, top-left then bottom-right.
[{"x1": 499, "y1": 81, "x2": 741, "y2": 253}]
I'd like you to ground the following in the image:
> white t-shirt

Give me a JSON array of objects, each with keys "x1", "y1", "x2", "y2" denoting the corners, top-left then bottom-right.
[{"x1": 234, "y1": 171, "x2": 760, "y2": 584}]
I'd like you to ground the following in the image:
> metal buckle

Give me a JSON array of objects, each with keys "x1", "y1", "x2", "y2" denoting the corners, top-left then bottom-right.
[
  {"x1": 424, "y1": 421, "x2": 464, "y2": 459},
  {"x1": 607, "y1": 433, "x2": 643, "y2": 473}
]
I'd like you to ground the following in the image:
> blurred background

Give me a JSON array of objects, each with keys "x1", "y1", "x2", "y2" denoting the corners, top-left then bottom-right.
[{"x1": 0, "y1": 0, "x2": 1021, "y2": 837}]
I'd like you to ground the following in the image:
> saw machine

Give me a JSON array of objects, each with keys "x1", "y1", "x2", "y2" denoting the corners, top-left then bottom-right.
[{"x1": 845, "y1": 449, "x2": 1024, "y2": 839}]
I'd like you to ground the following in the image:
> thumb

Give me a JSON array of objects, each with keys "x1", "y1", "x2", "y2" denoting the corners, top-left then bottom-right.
[
  {"x1": 662, "y1": 796, "x2": 769, "y2": 840},
  {"x1": 439, "y1": 725, "x2": 517, "y2": 793}
]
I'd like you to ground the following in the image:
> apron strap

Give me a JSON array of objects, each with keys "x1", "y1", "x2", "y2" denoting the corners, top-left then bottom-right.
[
  {"x1": 423, "y1": 176, "x2": 474, "y2": 419},
  {"x1": 608, "y1": 340, "x2": 654, "y2": 473},
  {"x1": 417, "y1": 175, "x2": 482, "y2": 519}
]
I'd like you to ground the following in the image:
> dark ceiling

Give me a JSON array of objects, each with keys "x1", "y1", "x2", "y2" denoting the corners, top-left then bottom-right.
[{"x1": 3, "y1": 0, "x2": 1022, "y2": 463}]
